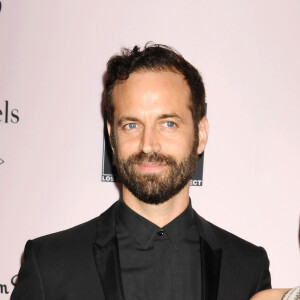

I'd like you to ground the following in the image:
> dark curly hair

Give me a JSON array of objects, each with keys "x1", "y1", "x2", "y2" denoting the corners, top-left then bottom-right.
[{"x1": 104, "y1": 43, "x2": 206, "y2": 128}]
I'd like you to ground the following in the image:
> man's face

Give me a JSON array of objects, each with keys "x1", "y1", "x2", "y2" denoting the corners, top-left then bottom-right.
[{"x1": 108, "y1": 70, "x2": 207, "y2": 204}]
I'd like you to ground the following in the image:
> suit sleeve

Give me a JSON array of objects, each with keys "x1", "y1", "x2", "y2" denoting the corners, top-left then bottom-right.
[
  {"x1": 11, "y1": 240, "x2": 46, "y2": 300},
  {"x1": 254, "y1": 247, "x2": 272, "y2": 293}
]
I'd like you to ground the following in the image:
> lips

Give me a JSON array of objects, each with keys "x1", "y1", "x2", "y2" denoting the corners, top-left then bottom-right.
[
  {"x1": 125, "y1": 152, "x2": 174, "y2": 175},
  {"x1": 136, "y1": 162, "x2": 167, "y2": 172}
]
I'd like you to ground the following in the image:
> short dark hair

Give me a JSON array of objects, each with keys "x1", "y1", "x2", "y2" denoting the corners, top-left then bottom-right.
[{"x1": 104, "y1": 43, "x2": 206, "y2": 126}]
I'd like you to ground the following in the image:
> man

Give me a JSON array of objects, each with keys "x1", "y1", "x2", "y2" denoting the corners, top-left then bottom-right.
[{"x1": 11, "y1": 44, "x2": 271, "y2": 300}]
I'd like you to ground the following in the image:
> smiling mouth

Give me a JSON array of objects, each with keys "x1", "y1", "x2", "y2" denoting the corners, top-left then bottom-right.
[{"x1": 136, "y1": 162, "x2": 167, "y2": 173}]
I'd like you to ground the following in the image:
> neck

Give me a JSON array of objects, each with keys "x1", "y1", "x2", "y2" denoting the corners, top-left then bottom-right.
[{"x1": 122, "y1": 184, "x2": 190, "y2": 228}]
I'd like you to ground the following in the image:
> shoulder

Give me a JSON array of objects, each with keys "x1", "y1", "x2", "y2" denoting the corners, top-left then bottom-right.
[
  {"x1": 26, "y1": 217, "x2": 98, "y2": 265},
  {"x1": 194, "y1": 211, "x2": 270, "y2": 270},
  {"x1": 33, "y1": 216, "x2": 98, "y2": 247},
  {"x1": 30, "y1": 202, "x2": 117, "y2": 257},
  {"x1": 194, "y1": 211, "x2": 266, "y2": 254},
  {"x1": 194, "y1": 212, "x2": 271, "y2": 292}
]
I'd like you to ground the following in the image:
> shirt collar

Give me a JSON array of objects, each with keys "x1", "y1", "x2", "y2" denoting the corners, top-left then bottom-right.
[
  {"x1": 164, "y1": 199, "x2": 195, "y2": 249},
  {"x1": 116, "y1": 198, "x2": 195, "y2": 250}
]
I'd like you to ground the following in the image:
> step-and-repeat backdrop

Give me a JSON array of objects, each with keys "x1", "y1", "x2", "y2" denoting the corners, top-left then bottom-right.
[{"x1": 1, "y1": 1, "x2": 299, "y2": 298}]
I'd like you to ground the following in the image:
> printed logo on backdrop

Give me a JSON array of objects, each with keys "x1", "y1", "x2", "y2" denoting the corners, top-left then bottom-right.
[
  {"x1": 0, "y1": 283, "x2": 9, "y2": 294},
  {"x1": 0, "y1": 275, "x2": 17, "y2": 295},
  {"x1": 101, "y1": 126, "x2": 204, "y2": 186},
  {"x1": 0, "y1": 100, "x2": 20, "y2": 167},
  {"x1": 0, "y1": 100, "x2": 19, "y2": 124},
  {"x1": 101, "y1": 126, "x2": 120, "y2": 183}
]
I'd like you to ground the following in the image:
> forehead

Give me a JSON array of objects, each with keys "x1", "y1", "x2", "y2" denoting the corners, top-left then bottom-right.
[{"x1": 112, "y1": 70, "x2": 191, "y2": 113}]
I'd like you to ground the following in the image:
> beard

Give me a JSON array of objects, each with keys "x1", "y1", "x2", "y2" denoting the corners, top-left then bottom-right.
[{"x1": 111, "y1": 133, "x2": 199, "y2": 205}]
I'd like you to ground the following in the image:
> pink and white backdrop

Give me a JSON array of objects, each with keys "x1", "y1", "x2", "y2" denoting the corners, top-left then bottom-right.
[{"x1": 1, "y1": 0, "x2": 299, "y2": 298}]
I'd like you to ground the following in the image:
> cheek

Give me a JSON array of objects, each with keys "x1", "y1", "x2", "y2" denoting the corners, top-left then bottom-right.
[
  {"x1": 165, "y1": 143, "x2": 192, "y2": 158},
  {"x1": 161, "y1": 134, "x2": 195, "y2": 157},
  {"x1": 116, "y1": 135, "x2": 140, "y2": 158}
]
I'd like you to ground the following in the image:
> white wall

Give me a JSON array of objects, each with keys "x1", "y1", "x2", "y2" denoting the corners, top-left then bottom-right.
[{"x1": 1, "y1": 1, "x2": 299, "y2": 297}]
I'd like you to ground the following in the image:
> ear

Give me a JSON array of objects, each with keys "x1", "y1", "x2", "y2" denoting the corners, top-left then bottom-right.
[{"x1": 197, "y1": 116, "x2": 209, "y2": 155}]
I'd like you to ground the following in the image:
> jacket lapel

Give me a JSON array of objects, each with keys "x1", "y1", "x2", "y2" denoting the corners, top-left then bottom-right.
[
  {"x1": 195, "y1": 212, "x2": 222, "y2": 300},
  {"x1": 93, "y1": 203, "x2": 222, "y2": 300},
  {"x1": 200, "y1": 237, "x2": 222, "y2": 300},
  {"x1": 93, "y1": 203, "x2": 125, "y2": 300}
]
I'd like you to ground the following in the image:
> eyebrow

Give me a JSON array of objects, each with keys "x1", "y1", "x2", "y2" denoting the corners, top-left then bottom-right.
[
  {"x1": 117, "y1": 116, "x2": 140, "y2": 127},
  {"x1": 158, "y1": 113, "x2": 183, "y2": 121},
  {"x1": 117, "y1": 113, "x2": 184, "y2": 127}
]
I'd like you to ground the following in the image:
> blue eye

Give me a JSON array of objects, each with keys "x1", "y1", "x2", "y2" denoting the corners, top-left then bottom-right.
[
  {"x1": 125, "y1": 123, "x2": 137, "y2": 129},
  {"x1": 165, "y1": 121, "x2": 175, "y2": 127}
]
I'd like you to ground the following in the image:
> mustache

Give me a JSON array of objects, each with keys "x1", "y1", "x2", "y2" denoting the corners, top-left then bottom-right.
[{"x1": 126, "y1": 152, "x2": 177, "y2": 166}]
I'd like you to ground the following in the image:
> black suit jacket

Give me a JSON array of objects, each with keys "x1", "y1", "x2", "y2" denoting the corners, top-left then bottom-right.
[{"x1": 11, "y1": 201, "x2": 271, "y2": 300}]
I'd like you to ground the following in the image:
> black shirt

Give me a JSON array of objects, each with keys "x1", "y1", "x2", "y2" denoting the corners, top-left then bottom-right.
[{"x1": 116, "y1": 199, "x2": 201, "y2": 300}]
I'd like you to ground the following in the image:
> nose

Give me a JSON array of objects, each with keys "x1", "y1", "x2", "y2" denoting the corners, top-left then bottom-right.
[{"x1": 139, "y1": 126, "x2": 161, "y2": 154}]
